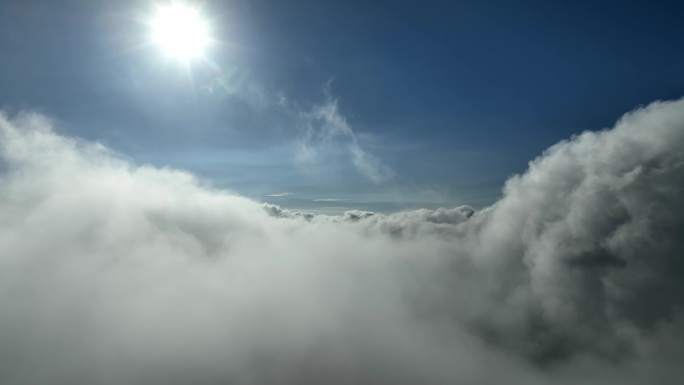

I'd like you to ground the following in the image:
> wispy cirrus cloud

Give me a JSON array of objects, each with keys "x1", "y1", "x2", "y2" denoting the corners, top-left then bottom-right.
[
  {"x1": 295, "y1": 92, "x2": 395, "y2": 183},
  {"x1": 200, "y1": 67, "x2": 394, "y2": 185}
]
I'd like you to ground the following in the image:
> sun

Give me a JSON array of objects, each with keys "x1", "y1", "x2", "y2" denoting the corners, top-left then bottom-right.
[{"x1": 151, "y1": 2, "x2": 210, "y2": 61}]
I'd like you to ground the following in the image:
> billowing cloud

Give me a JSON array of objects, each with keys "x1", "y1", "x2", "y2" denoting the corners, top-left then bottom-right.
[{"x1": 0, "y1": 98, "x2": 683, "y2": 384}]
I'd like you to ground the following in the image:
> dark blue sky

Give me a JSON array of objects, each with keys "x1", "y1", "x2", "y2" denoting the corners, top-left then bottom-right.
[{"x1": 1, "y1": 0, "x2": 682, "y2": 212}]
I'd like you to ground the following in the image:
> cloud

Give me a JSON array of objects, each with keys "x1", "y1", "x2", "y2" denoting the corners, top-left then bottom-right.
[
  {"x1": 266, "y1": 192, "x2": 294, "y2": 197},
  {"x1": 297, "y1": 96, "x2": 395, "y2": 183},
  {"x1": 0, "y1": 98, "x2": 683, "y2": 384},
  {"x1": 312, "y1": 198, "x2": 347, "y2": 202},
  {"x1": 201, "y1": 69, "x2": 393, "y2": 184}
]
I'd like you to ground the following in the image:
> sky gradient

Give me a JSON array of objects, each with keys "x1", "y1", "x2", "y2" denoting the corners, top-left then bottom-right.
[{"x1": 1, "y1": 0, "x2": 683, "y2": 213}]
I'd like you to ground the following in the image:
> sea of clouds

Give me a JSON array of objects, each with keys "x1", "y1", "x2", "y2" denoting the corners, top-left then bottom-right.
[{"x1": 0, "y1": 98, "x2": 683, "y2": 384}]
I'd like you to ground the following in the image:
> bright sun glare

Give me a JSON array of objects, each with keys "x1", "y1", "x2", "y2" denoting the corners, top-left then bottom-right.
[{"x1": 151, "y1": 3, "x2": 210, "y2": 60}]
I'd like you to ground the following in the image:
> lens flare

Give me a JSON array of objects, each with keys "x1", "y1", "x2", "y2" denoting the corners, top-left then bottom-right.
[{"x1": 151, "y1": 3, "x2": 210, "y2": 60}]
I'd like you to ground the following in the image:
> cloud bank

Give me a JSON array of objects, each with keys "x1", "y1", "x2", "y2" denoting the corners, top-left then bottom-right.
[{"x1": 1, "y1": 98, "x2": 683, "y2": 384}]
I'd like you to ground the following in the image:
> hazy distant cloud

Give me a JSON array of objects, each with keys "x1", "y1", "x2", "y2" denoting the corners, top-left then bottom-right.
[
  {"x1": 312, "y1": 198, "x2": 347, "y2": 202},
  {"x1": 262, "y1": 202, "x2": 316, "y2": 221},
  {"x1": 1, "y1": 98, "x2": 684, "y2": 384}
]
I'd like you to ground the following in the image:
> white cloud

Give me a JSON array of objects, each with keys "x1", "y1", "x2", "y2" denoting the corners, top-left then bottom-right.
[{"x1": 0, "y1": 98, "x2": 683, "y2": 384}]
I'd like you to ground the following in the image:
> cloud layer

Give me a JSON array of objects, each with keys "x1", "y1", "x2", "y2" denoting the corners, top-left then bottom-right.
[{"x1": 1, "y1": 98, "x2": 683, "y2": 384}]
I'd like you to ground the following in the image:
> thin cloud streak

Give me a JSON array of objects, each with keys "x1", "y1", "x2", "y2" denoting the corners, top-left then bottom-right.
[{"x1": 266, "y1": 192, "x2": 294, "y2": 197}]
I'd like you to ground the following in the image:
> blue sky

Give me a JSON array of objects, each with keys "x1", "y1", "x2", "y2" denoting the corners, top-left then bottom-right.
[{"x1": 1, "y1": 0, "x2": 682, "y2": 213}]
